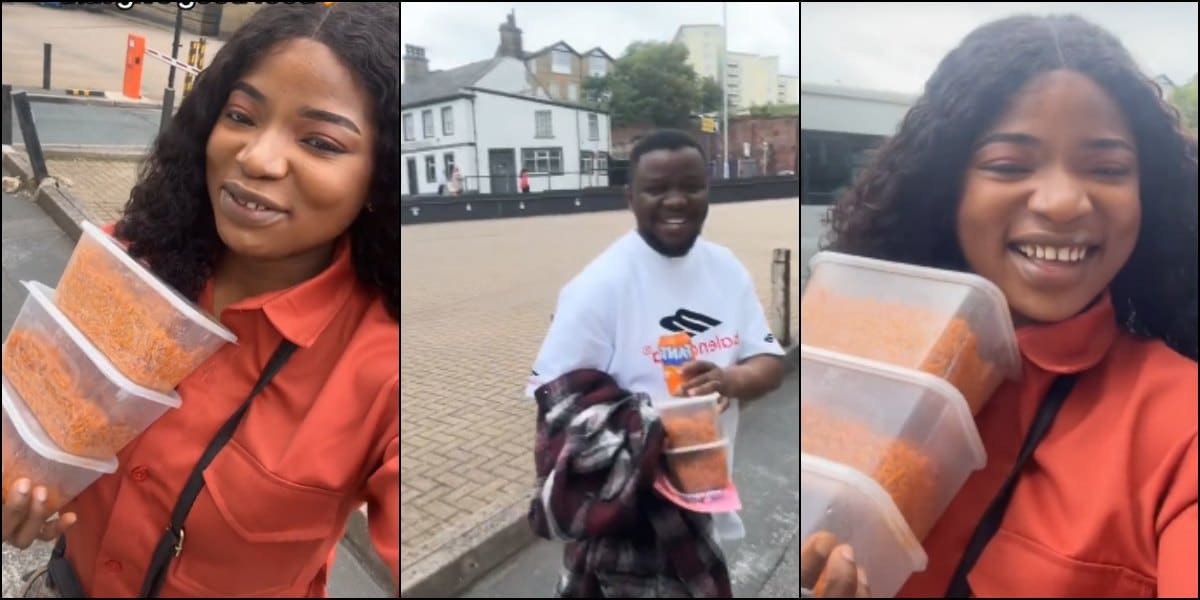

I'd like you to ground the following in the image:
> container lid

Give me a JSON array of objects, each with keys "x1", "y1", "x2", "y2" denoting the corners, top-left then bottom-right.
[
  {"x1": 663, "y1": 437, "x2": 729, "y2": 455},
  {"x1": 23, "y1": 281, "x2": 182, "y2": 409},
  {"x1": 78, "y1": 221, "x2": 237, "y2": 344},
  {"x1": 1, "y1": 374, "x2": 119, "y2": 474},
  {"x1": 801, "y1": 452, "x2": 927, "y2": 571},
  {"x1": 801, "y1": 345, "x2": 986, "y2": 469},
  {"x1": 651, "y1": 392, "x2": 720, "y2": 410},
  {"x1": 807, "y1": 251, "x2": 1021, "y2": 378}
]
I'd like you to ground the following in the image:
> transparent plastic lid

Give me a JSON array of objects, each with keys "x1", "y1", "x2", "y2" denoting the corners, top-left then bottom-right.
[
  {"x1": 663, "y1": 437, "x2": 729, "y2": 455},
  {"x1": 23, "y1": 281, "x2": 182, "y2": 409},
  {"x1": 807, "y1": 251, "x2": 1021, "y2": 379},
  {"x1": 801, "y1": 345, "x2": 985, "y2": 467},
  {"x1": 651, "y1": 392, "x2": 720, "y2": 410},
  {"x1": 78, "y1": 221, "x2": 237, "y2": 344},
  {"x1": 2, "y1": 375, "x2": 118, "y2": 474},
  {"x1": 801, "y1": 452, "x2": 927, "y2": 571}
]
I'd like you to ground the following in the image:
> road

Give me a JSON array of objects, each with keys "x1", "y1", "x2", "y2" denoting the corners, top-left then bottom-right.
[
  {"x1": 458, "y1": 370, "x2": 801, "y2": 598},
  {"x1": 9, "y1": 99, "x2": 160, "y2": 148}
]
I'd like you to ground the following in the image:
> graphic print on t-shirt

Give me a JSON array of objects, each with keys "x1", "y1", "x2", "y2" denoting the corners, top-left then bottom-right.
[{"x1": 659, "y1": 308, "x2": 722, "y2": 337}]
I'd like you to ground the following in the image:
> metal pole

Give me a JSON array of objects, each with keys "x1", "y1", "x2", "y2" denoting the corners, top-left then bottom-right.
[
  {"x1": 12, "y1": 92, "x2": 49, "y2": 183},
  {"x1": 2, "y1": 84, "x2": 12, "y2": 146},
  {"x1": 159, "y1": 87, "x2": 176, "y2": 134},
  {"x1": 167, "y1": 8, "x2": 184, "y2": 89},
  {"x1": 43, "y1": 43, "x2": 51, "y2": 90},
  {"x1": 770, "y1": 248, "x2": 792, "y2": 347},
  {"x1": 721, "y1": 2, "x2": 729, "y2": 179}
]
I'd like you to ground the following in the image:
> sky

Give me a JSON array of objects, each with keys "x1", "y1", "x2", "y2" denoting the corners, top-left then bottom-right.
[
  {"x1": 801, "y1": 2, "x2": 1199, "y2": 95},
  {"x1": 400, "y1": 1, "x2": 800, "y2": 81}
]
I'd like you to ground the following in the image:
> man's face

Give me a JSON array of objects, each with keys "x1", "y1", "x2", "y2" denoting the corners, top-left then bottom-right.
[{"x1": 627, "y1": 146, "x2": 710, "y2": 257}]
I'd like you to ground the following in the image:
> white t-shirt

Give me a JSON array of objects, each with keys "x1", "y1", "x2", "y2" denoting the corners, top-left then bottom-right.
[{"x1": 526, "y1": 230, "x2": 785, "y2": 398}]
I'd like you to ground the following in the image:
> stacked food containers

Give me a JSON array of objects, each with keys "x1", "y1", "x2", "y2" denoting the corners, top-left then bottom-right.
[
  {"x1": 653, "y1": 393, "x2": 731, "y2": 494},
  {"x1": 1, "y1": 221, "x2": 236, "y2": 511},
  {"x1": 800, "y1": 251, "x2": 1021, "y2": 597}
]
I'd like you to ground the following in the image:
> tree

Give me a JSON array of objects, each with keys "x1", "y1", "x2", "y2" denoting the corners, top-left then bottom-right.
[
  {"x1": 1169, "y1": 74, "x2": 1197, "y2": 133},
  {"x1": 581, "y1": 75, "x2": 610, "y2": 108},
  {"x1": 698, "y1": 76, "x2": 724, "y2": 114},
  {"x1": 591, "y1": 41, "x2": 701, "y2": 127}
]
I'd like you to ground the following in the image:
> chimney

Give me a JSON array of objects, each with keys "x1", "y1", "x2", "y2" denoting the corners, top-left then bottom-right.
[
  {"x1": 404, "y1": 45, "x2": 429, "y2": 82},
  {"x1": 496, "y1": 11, "x2": 524, "y2": 59}
]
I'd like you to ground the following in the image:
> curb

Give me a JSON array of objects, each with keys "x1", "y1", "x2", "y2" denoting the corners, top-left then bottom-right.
[
  {"x1": 399, "y1": 343, "x2": 801, "y2": 598},
  {"x1": 8, "y1": 88, "x2": 165, "y2": 110},
  {"x1": 343, "y1": 507, "x2": 398, "y2": 595},
  {"x1": 10, "y1": 143, "x2": 149, "y2": 161}
]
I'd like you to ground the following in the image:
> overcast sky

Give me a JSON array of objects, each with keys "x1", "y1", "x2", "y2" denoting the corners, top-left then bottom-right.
[
  {"x1": 400, "y1": 2, "x2": 800, "y2": 81},
  {"x1": 802, "y1": 2, "x2": 1199, "y2": 95}
]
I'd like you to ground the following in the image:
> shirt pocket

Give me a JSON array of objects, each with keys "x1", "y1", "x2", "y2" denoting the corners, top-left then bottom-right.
[
  {"x1": 171, "y1": 439, "x2": 342, "y2": 596},
  {"x1": 969, "y1": 528, "x2": 1156, "y2": 598}
]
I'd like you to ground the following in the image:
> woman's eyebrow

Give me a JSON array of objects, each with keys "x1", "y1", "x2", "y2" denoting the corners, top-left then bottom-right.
[
  {"x1": 975, "y1": 132, "x2": 1134, "y2": 153},
  {"x1": 231, "y1": 81, "x2": 362, "y2": 136}
]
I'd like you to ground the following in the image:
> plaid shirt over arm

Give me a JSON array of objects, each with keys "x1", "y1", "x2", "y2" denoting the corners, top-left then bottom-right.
[{"x1": 529, "y1": 370, "x2": 733, "y2": 598}]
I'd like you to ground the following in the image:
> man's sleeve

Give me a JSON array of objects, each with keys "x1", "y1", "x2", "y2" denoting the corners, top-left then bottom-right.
[
  {"x1": 735, "y1": 268, "x2": 786, "y2": 362},
  {"x1": 525, "y1": 281, "x2": 614, "y2": 397}
]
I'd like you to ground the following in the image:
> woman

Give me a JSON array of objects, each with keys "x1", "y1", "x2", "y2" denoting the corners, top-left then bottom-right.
[
  {"x1": 519, "y1": 168, "x2": 531, "y2": 193},
  {"x1": 448, "y1": 165, "x2": 464, "y2": 195},
  {"x1": 2, "y1": 3, "x2": 399, "y2": 597},
  {"x1": 802, "y1": 14, "x2": 1197, "y2": 598}
]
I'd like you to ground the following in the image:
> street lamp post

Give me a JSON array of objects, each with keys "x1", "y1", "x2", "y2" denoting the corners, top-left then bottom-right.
[{"x1": 722, "y1": 1, "x2": 729, "y2": 179}]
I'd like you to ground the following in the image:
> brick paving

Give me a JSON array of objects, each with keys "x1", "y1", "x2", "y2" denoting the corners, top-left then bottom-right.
[
  {"x1": 399, "y1": 199, "x2": 801, "y2": 581},
  {"x1": 41, "y1": 155, "x2": 800, "y2": 585}
]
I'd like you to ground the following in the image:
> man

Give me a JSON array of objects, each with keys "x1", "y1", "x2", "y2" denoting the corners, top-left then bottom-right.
[{"x1": 526, "y1": 128, "x2": 786, "y2": 406}]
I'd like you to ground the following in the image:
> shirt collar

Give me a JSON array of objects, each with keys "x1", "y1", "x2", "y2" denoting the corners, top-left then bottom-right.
[
  {"x1": 202, "y1": 237, "x2": 358, "y2": 349},
  {"x1": 1015, "y1": 291, "x2": 1118, "y2": 374}
]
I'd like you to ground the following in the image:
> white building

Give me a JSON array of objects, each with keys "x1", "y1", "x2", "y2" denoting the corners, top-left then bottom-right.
[
  {"x1": 401, "y1": 45, "x2": 612, "y2": 196},
  {"x1": 673, "y1": 24, "x2": 793, "y2": 110}
]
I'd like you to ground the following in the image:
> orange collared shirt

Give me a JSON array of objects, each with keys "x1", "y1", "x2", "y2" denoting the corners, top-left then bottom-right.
[
  {"x1": 61, "y1": 227, "x2": 399, "y2": 597},
  {"x1": 898, "y1": 292, "x2": 1197, "y2": 597}
]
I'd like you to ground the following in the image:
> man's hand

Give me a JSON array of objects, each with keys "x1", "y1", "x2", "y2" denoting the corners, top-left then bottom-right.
[
  {"x1": 801, "y1": 532, "x2": 870, "y2": 597},
  {"x1": 679, "y1": 360, "x2": 727, "y2": 398}
]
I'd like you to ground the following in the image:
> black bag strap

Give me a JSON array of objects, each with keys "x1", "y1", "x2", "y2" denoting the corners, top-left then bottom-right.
[
  {"x1": 138, "y1": 339, "x2": 299, "y2": 598},
  {"x1": 945, "y1": 373, "x2": 1078, "y2": 598}
]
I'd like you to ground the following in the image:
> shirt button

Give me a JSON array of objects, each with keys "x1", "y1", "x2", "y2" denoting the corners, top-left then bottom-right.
[
  {"x1": 105, "y1": 560, "x2": 122, "y2": 574},
  {"x1": 131, "y1": 466, "x2": 149, "y2": 482}
]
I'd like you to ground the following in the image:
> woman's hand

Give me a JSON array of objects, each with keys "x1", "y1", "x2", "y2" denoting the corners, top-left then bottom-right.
[
  {"x1": 801, "y1": 531, "x2": 871, "y2": 597},
  {"x1": 2, "y1": 479, "x2": 76, "y2": 549}
]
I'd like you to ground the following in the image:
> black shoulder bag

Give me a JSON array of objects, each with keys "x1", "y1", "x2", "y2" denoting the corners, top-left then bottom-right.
[
  {"x1": 44, "y1": 339, "x2": 299, "y2": 599},
  {"x1": 945, "y1": 374, "x2": 1078, "y2": 598}
]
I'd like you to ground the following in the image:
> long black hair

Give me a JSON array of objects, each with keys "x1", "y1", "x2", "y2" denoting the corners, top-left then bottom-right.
[
  {"x1": 824, "y1": 14, "x2": 1198, "y2": 360},
  {"x1": 115, "y1": 3, "x2": 399, "y2": 321}
]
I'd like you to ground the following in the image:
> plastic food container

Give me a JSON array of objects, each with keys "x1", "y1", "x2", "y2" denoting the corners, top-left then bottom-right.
[
  {"x1": 2, "y1": 281, "x2": 182, "y2": 459},
  {"x1": 801, "y1": 251, "x2": 1021, "y2": 415},
  {"x1": 2, "y1": 375, "x2": 118, "y2": 516},
  {"x1": 54, "y1": 221, "x2": 236, "y2": 393},
  {"x1": 802, "y1": 453, "x2": 926, "y2": 598},
  {"x1": 801, "y1": 345, "x2": 986, "y2": 540},
  {"x1": 664, "y1": 438, "x2": 731, "y2": 493},
  {"x1": 652, "y1": 392, "x2": 721, "y2": 448}
]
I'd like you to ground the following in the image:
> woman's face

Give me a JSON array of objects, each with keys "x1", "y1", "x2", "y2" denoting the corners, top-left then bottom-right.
[
  {"x1": 957, "y1": 69, "x2": 1141, "y2": 325},
  {"x1": 205, "y1": 38, "x2": 375, "y2": 260}
]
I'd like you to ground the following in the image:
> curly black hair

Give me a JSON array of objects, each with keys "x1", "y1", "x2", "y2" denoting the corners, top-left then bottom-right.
[
  {"x1": 115, "y1": 3, "x2": 399, "y2": 321},
  {"x1": 824, "y1": 14, "x2": 1198, "y2": 360}
]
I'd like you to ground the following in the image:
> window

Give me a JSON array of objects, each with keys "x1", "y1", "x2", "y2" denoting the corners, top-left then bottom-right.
[
  {"x1": 522, "y1": 147, "x2": 563, "y2": 174},
  {"x1": 580, "y1": 150, "x2": 594, "y2": 174},
  {"x1": 568, "y1": 83, "x2": 578, "y2": 101},
  {"x1": 443, "y1": 152, "x2": 455, "y2": 180},
  {"x1": 596, "y1": 151, "x2": 609, "y2": 172},
  {"x1": 441, "y1": 106, "x2": 454, "y2": 136},
  {"x1": 588, "y1": 56, "x2": 607, "y2": 77},
  {"x1": 422, "y1": 110, "x2": 434, "y2": 138},
  {"x1": 554, "y1": 82, "x2": 563, "y2": 99},
  {"x1": 535, "y1": 110, "x2": 553, "y2": 138},
  {"x1": 801, "y1": 129, "x2": 883, "y2": 205},
  {"x1": 403, "y1": 113, "x2": 415, "y2": 141},
  {"x1": 588, "y1": 113, "x2": 599, "y2": 140},
  {"x1": 552, "y1": 50, "x2": 572, "y2": 74},
  {"x1": 425, "y1": 155, "x2": 437, "y2": 183}
]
